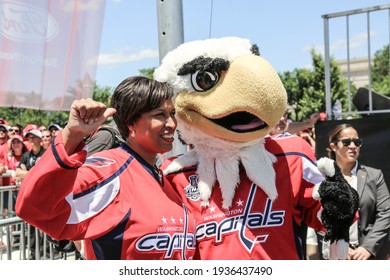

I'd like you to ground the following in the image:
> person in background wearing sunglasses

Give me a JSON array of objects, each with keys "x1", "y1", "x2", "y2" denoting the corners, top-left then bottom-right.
[
  {"x1": 7, "y1": 124, "x2": 23, "y2": 148},
  {"x1": 8, "y1": 125, "x2": 22, "y2": 138},
  {"x1": 316, "y1": 123, "x2": 390, "y2": 260}
]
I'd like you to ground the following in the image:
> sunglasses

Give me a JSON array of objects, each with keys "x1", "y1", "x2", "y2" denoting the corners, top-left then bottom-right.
[
  {"x1": 42, "y1": 135, "x2": 51, "y2": 138},
  {"x1": 336, "y1": 138, "x2": 363, "y2": 147},
  {"x1": 9, "y1": 128, "x2": 20, "y2": 133}
]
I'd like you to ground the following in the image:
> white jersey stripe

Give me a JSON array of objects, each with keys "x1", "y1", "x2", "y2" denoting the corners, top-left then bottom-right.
[{"x1": 65, "y1": 176, "x2": 120, "y2": 224}]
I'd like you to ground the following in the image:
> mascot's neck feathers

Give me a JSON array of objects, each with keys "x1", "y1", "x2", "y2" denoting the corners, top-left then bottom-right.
[{"x1": 163, "y1": 125, "x2": 277, "y2": 209}]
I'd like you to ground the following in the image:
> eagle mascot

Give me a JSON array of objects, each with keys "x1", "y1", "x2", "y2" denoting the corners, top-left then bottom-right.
[{"x1": 154, "y1": 37, "x2": 358, "y2": 260}]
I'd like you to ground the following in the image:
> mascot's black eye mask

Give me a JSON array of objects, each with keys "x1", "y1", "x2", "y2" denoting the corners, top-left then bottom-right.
[
  {"x1": 177, "y1": 43, "x2": 260, "y2": 92},
  {"x1": 177, "y1": 56, "x2": 230, "y2": 92}
]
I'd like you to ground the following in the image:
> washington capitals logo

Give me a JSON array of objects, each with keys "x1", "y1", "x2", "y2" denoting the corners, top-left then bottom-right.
[
  {"x1": 196, "y1": 184, "x2": 285, "y2": 253},
  {"x1": 84, "y1": 157, "x2": 115, "y2": 167},
  {"x1": 184, "y1": 175, "x2": 200, "y2": 201}
]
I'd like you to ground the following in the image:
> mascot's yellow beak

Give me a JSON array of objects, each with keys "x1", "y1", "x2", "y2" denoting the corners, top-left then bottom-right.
[{"x1": 175, "y1": 54, "x2": 287, "y2": 143}]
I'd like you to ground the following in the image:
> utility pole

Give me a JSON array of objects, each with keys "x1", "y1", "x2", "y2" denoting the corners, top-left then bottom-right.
[
  {"x1": 156, "y1": 0, "x2": 184, "y2": 63},
  {"x1": 156, "y1": 0, "x2": 187, "y2": 158}
]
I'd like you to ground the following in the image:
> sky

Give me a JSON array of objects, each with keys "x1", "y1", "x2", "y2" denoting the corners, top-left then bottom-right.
[{"x1": 95, "y1": 0, "x2": 390, "y2": 89}]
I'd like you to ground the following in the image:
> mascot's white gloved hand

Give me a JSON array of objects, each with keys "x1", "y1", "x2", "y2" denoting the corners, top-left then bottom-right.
[{"x1": 312, "y1": 157, "x2": 359, "y2": 260}]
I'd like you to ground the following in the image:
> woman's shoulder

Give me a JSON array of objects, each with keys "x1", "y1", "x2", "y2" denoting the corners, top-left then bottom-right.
[
  {"x1": 78, "y1": 148, "x2": 129, "y2": 186},
  {"x1": 359, "y1": 164, "x2": 382, "y2": 173},
  {"x1": 85, "y1": 146, "x2": 128, "y2": 165},
  {"x1": 359, "y1": 164, "x2": 385, "y2": 180}
]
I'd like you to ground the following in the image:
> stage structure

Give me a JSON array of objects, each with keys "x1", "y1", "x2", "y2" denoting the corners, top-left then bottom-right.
[{"x1": 320, "y1": 4, "x2": 390, "y2": 186}]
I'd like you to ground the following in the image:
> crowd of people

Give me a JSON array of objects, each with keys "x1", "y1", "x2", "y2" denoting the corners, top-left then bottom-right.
[
  {"x1": 0, "y1": 120, "x2": 63, "y2": 258},
  {"x1": 0, "y1": 122, "x2": 62, "y2": 208}
]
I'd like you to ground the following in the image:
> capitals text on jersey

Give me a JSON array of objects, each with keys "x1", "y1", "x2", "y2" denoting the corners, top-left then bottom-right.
[
  {"x1": 195, "y1": 184, "x2": 285, "y2": 253},
  {"x1": 136, "y1": 232, "x2": 195, "y2": 259}
]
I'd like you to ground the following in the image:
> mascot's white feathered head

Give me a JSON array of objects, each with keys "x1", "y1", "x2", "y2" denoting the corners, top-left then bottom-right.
[{"x1": 154, "y1": 37, "x2": 287, "y2": 209}]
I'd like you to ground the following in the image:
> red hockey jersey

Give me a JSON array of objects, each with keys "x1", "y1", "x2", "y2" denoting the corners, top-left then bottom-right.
[
  {"x1": 164, "y1": 134, "x2": 324, "y2": 260},
  {"x1": 16, "y1": 133, "x2": 196, "y2": 260}
]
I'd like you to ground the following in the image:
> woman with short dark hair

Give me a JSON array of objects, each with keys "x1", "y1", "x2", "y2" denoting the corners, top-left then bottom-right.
[{"x1": 16, "y1": 76, "x2": 196, "y2": 260}]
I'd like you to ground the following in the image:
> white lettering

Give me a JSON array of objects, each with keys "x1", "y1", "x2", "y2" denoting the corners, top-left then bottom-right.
[
  {"x1": 0, "y1": 2, "x2": 58, "y2": 42},
  {"x1": 136, "y1": 233, "x2": 196, "y2": 259},
  {"x1": 0, "y1": 51, "x2": 57, "y2": 68},
  {"x1": 196, "y1": 185, "x2": 286, "y2": 252}
]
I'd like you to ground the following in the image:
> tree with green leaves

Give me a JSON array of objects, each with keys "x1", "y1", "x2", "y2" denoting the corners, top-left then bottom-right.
[
  {"x1": 93, "y1": 84, "x2": 113, "y2": 106},
  {"x1": 139, "y1": 68, "x2": 155, "y2": 79},
  {"x1": 371, "y1": 44, "x2": 389, "y2": 96},
  {"x1": 280, "y1": 49, "x2": 353, "y2": 121},
  {"x1": 0, "y1": 84, "x2": 113, "y2": 128}
]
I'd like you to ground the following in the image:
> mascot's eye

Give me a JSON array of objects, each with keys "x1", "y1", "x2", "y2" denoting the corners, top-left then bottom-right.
[{"x1": 191, "y1": 70, "x2": 220, "y2": 92}]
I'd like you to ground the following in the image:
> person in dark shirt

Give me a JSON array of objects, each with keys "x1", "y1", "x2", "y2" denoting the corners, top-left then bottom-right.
[
  {"x1": 16, "y1": 129, "x2": 46, "y2": 259},
  {"x1": 18, "y1": 130, "x2": 45, "y2": 173}
]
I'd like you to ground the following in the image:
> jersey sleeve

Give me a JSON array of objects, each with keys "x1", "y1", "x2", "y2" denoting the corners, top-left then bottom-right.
[
  {"x1": 15, "y1": 132, "x2": 106, "y2": 241},
  {"x1": 292, "y1": 137, "x2": 325, "y2": 231}
]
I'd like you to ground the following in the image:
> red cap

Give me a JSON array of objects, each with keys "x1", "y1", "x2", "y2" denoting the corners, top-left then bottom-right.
[
  {"x1": 319, "y1": 112, "x2": 327, "y2": 121},
  {"x1": 11, "y1": 134, "x2": 24, "y2": 142},
  {"x1": 0, "y1": 118, "x2": 9, "y2": 125},
  {"x1": 23, "y1": 124, "x2": 39, "y2": 136}
]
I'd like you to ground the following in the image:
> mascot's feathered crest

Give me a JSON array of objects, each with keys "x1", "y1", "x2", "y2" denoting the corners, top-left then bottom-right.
[{"x1": 154, "y1": 37, "x2": 287, "y2": 208}]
